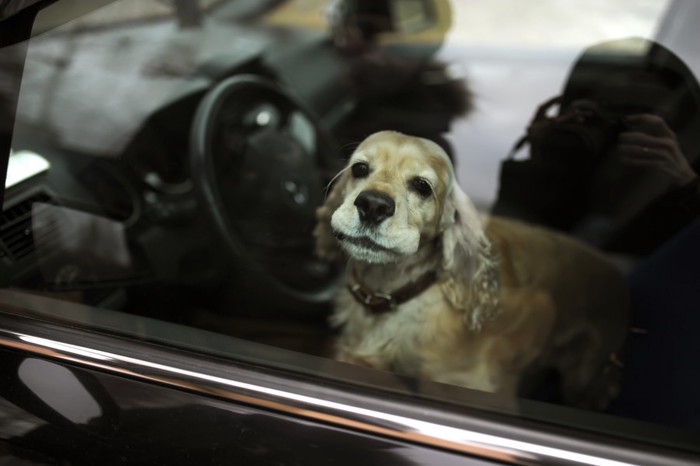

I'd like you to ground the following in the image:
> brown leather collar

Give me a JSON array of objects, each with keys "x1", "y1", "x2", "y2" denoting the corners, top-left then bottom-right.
[{"x1": 348, "y1": 270, "x2": 438, "y2": 314}]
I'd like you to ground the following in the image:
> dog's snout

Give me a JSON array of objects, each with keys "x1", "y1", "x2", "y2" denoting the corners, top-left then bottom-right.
[{"x1": 354, "y1": 190, "x2": 395, "y2": 225}]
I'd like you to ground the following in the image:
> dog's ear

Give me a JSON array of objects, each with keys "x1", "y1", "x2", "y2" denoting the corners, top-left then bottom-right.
[
  {"x1": 314, "y1": 168, "x2": 350, "y2": 260},
  {"x1": 439, "y1": 183, "x2": 500, "y2": 331}
]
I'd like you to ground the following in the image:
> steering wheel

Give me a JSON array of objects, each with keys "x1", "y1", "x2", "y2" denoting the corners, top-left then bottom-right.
[{"x1": 191, "y1": 74, "x2": 343, "y2": 312}]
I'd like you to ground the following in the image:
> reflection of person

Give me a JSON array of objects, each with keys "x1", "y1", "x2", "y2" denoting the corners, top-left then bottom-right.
[
  {"x1": 493, "y1": 37, "x2": 700, "y2": 257},
  {"x1": 602, "y1": 110, "x2": 700, "y2": 254},
  {"x1": 616, "y1": 113, "x2": 696, "y2": 187},
  {"x1": 495, "y1": 38, "x2": 700, "y2": 428},
  {"x1": 607, "y1": 216, "x2": 700, "y2": 430}
]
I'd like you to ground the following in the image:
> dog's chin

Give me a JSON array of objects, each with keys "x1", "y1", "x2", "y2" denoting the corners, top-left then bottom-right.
[
  {"x1": 343, "y1": 244, "x2": 397, "y2": 264},
  {"x1": 335, "y1": 232, "x2": 401, "y2": 264}
]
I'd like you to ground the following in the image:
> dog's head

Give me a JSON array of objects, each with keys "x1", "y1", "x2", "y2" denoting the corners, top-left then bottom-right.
[{"x1": 315, "y1": 131, "x2": 499, "y2": 328}]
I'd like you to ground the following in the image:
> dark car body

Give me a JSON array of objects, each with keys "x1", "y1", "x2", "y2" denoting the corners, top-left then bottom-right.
[{"x1": 1, "y1": 1, "x2": 699, "y2": 464}]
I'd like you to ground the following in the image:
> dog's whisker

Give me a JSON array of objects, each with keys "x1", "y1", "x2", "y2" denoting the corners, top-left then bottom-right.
[
  {"x1": 340, "y1": 140, "x2": 362, "y2": 152},
  {"x1": 323, "y1": 165, "x2": 351, "y2": 197}
]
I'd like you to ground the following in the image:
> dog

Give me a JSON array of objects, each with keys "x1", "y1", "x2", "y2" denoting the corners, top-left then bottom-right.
[{"x1": 314, "y1": 130, "x2": 630, "y2": 407}]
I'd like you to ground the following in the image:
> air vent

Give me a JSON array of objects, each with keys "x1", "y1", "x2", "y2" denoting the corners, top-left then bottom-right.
[{"x1": 1, "y1": 192, "x2": 54, "y2": 262}]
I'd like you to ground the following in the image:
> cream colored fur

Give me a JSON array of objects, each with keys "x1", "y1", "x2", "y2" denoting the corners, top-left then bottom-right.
[{"x1": 315, "y1": 131, "x2": 629, "y2": 407}]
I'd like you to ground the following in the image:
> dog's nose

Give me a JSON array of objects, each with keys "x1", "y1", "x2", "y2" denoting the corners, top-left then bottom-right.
[{"x1": 354, "y1": 190, "x2": 395, "y2": 225}]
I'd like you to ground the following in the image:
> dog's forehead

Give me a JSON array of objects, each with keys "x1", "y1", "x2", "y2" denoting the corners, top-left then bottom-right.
[{"x1": 353, "y1": 132, "x2": 453, "y2": 185}]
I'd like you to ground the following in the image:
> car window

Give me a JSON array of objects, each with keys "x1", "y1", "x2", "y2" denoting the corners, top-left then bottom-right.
[{"x1": 2, "y1": 0, "x2": 700, "y2": 456}]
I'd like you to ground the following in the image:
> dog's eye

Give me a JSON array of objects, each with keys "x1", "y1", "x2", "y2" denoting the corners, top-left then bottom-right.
[
  {"x1": 410, "y1": 177, "x2": 432, "y2": 198},
  {"x1": 351, "y1": 162, "x2": 369, "y2": 178}
]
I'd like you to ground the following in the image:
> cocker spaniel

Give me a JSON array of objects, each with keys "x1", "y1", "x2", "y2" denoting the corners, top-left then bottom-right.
[{"x1": 315, "y1": 130, "x2": 630, "y2": 407}]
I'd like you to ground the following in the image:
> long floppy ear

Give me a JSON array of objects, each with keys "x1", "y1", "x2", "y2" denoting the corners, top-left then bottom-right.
[
  {"x1": 439, "y1": 183, "x2": 500, "y2": 331},
  {"x1": 313, "y1": 168, "x2": 351, "y2": 260}
]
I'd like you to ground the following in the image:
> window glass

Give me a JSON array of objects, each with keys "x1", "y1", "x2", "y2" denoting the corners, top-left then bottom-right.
[{"x1": 3, "y1": 0, "x2": 700, "y2": 452}]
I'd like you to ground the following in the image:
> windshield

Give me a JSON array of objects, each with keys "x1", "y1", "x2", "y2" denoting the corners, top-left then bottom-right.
[{"x1": 2, "y1": 0, "x2": 699, "y2": 455}]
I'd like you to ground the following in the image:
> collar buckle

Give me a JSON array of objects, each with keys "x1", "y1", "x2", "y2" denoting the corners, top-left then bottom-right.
[
  {"x1": 348, "y1": 270, "x2": 437, "y2": 314},
  {"x1": 350, "y1": 285, "x2": 397, "y2": 311}
]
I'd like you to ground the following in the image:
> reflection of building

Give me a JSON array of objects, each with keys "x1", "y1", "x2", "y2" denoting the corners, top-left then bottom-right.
[
  {"x1": 656, "y1": 0, "x2": 700, "y2": 82},
  {"x1": 264, "y1": 0, "x2": 453, "y2": 48}
]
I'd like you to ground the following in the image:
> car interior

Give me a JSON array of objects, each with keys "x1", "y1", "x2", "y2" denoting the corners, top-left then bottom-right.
[{"x1": 3, "y1": 0, "x2": 470, "y2": 353}]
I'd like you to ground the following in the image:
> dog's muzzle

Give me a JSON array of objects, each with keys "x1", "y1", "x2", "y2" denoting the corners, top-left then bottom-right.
[{"x1": 354, "y1": 190, "x2": 395, "y2": 226}]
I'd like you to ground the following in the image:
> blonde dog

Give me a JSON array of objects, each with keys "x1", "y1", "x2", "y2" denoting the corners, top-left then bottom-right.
[{"x1": 314, "y1": 131, "x2": 629, "y2": 407}]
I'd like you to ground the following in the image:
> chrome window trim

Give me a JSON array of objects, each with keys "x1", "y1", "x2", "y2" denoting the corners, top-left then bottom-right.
[{"x1": 0, "y1": 312, "x2": 696, "y2": 466}]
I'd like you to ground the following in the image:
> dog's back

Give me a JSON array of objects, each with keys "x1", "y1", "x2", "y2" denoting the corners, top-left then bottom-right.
[{"x1": 486, "y1": 216, "x2": 630, "y2": 407}]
